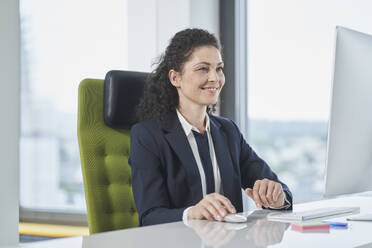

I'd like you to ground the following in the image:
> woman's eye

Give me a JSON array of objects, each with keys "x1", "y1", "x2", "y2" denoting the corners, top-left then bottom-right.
[
  {"x1": 198, "y1": 67, "x2": 208, "y2": 71},
  {"x1": 217, "y1": 67, "x2": 224, "y2": 72}
]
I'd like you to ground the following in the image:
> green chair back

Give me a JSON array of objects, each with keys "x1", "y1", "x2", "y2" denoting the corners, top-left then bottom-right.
[{"x1": 77, "y1": 78, "x2": 138, "y2": 234}]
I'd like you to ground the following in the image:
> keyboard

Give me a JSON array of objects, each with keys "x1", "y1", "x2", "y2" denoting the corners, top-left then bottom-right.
[{"x1": 267, "y1": 207, "x2": 360, "y2": 221}]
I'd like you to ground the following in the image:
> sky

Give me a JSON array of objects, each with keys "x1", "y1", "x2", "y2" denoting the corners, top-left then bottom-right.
[
  {"x1": 248, "y1": 0, "x2": 372, "y2": 121},
  {"x1": 20, "y1": 0, "x2": 128, "y2": 113}
]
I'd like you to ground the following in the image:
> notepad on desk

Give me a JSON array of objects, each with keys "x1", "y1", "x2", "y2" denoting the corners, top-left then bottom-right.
[
  {"x1": 267, "y1": 207, "x2": 360, "y2": 221},
  {"x1": 291, "y1": 221, "x2": 330, "y2": 232}
]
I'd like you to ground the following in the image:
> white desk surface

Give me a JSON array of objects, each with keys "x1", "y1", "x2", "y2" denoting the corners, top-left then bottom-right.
[{"x1": 21, "y1": 196, "x2": 372, "y2": 248}]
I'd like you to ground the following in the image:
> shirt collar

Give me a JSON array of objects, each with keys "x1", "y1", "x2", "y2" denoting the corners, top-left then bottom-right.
[{"x1": 176, "y1": 109, "x2": 210, "y2": 136}]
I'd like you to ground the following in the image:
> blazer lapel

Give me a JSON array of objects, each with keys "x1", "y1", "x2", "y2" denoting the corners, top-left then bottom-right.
[
  {"x1": 210, "y1": 116, "x2": 243, "y2": 211},
  {"x1": 162, "y1": 112, "x2": 203, "y2": 203}
]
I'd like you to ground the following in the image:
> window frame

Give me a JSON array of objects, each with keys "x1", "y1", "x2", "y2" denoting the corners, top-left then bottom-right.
[
  {"x1": 219, "y1": 0, "x2": 249, "y2": 137},
  {"x1": 20, "y1": 207, "x2": 88, "y2": 226}
]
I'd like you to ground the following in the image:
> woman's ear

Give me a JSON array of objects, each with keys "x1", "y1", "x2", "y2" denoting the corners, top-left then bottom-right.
[{"x1": 169, "y1": 69, "x2": 181, "y2": 88}]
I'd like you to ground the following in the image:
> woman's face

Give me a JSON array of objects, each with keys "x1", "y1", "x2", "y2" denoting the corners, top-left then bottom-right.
[{"x1": 169, "y1": 45, "x2": 225, "y2": 109}]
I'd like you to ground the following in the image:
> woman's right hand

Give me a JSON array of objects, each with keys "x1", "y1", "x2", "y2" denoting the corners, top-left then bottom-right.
[{"x1": 188, "y1": 193, "x2": 237, "y2": 221}]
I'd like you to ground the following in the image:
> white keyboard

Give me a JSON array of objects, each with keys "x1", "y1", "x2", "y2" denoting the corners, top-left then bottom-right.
[{"x1": 267, "y1": 207, "x2": 360, "y2": 221}]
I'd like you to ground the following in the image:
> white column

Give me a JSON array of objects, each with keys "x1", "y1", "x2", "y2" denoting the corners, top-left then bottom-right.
[
  {"x1": 127, "y1": 0, "x2": 219, "y2": 72},
  {"x1": 156, "y1": 0, "x2": 190, "y2": 55},
  {"x1": 156, "y1": 0, "x2": 220, "y2": 56},
  {"x1": 190, "y1": 0, "x2": 219, "y2": 37},
  {"x1": 0, "y1": 0, "x2": 20, "y2": 247},
  {"x1": 127, "y1": 0, "x2": 158, "y2": 72}
]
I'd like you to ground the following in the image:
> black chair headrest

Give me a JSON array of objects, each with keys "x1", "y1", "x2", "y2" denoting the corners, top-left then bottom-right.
[{"x1": 104, "y1": 70, "x2": 148, "y2": 129}]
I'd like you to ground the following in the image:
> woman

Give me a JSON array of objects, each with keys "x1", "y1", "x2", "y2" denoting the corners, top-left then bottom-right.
[{"x1": 129, "y1": 28, "x2": 292, "y2": 226}]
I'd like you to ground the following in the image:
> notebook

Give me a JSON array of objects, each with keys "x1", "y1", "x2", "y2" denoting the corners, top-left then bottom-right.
[{"x1": 291, "y1": 221, "x2": 330, "y2": 231}]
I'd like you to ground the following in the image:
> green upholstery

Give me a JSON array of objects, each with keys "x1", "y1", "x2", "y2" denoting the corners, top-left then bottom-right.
[{"x1": 77, "y1": 79, "x2": 138, "y2": 234}]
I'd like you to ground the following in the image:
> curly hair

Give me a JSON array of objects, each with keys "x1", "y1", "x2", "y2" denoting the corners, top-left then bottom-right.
[{"x1": 136, "y1": 28, "x2": 222, "y2": 122}]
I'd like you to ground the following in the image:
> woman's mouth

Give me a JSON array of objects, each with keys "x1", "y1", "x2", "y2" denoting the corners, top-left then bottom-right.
[{"x1": 201, "y1": 86, "x2": 219, "y2": 93}]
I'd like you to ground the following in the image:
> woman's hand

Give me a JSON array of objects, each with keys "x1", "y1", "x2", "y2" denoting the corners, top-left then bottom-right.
[
  {"x1": 245, "y1": 178, "x2": 285, "y2": 208},
  {"x1": 188, "y1": 193, "x2": 237, "y2": 221}
]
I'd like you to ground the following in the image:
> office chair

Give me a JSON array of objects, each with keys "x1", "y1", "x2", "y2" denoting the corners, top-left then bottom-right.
[{"x1": 77, "y1": 70, "x2": 147, "y2": 234}]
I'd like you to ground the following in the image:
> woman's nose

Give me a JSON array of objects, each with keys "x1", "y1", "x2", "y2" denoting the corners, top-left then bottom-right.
[{"x1": 208, "y1": 70, "x2": 219, "y2": 82}]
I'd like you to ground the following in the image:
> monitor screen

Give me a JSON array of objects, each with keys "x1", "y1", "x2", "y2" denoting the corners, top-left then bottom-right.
[{"x1": 324, "y1": 26, "x2": 372, "y2": 197}]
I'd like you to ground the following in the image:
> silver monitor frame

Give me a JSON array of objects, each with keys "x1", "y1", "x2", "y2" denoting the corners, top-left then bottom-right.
[{"x1": 324, "y1": 26, "x2": 372, "y2": 197}]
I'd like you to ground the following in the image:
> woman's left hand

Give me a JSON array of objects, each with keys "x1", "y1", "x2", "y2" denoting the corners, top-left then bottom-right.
[{"x1": 245, "y1": 178, "x2": 285, "y2": 208}]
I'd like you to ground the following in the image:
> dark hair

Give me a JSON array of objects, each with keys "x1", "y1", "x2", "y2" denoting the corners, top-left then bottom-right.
[{"x1": 136, "y1": 28, "x2": 222, "y2": 122}]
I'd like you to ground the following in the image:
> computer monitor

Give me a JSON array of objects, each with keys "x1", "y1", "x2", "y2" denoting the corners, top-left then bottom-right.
[{"x1": 324, "y1": 26, "x2": 372, "y2": 197}]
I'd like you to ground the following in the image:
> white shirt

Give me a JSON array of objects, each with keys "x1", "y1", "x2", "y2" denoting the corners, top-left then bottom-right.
[{"x1": 176, "y1": 110, "x2": 223, "y2": 196}]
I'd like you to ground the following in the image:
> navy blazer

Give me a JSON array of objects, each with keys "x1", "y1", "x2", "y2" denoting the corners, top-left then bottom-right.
[{"x1": 128, "y1": 112, "x2": 292, "y2": 226}]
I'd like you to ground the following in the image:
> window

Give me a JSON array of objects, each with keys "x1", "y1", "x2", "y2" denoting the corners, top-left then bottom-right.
[
  {"x1": 247, "y1": 0, "x2": 372, "y2": 203},
  {"x1": 19, "y1": 0, "x2": 128, "y2": 211}
]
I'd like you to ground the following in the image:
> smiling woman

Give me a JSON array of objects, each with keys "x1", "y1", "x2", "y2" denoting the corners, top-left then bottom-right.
[
  {"x1": 129, "y1": 28, "x2": 293, "y2": 226},
  {"x1": 168, "y1": 45, "x2": 225, "y2": 132}
]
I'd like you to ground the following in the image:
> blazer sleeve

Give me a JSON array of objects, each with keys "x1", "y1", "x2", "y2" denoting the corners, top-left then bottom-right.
[
  {"x1": 230, "y1": 121, "x2": 293, "y2": 209},
  {"x1": 128, "y1": 123, "x2": 188, "y2": 226}
]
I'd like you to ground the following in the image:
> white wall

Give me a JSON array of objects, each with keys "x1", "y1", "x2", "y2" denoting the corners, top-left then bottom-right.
[
  {"x1": 127, "y1": 0, "x2": 219, "y2": 72},
  {"x1": 127, "y1": 0, "x2": 157, "y2": 72},
  {"x1": 190, "y1": 0, "x2": 219, "y2": 37},
  {"x1": 0, "y1": 0, "x2": 20, "y2": 246}
]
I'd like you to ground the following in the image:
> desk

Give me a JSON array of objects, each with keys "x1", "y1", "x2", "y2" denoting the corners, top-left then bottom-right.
[{"x1": 21, "y1": 196, "x2": 372, "y2": 248}]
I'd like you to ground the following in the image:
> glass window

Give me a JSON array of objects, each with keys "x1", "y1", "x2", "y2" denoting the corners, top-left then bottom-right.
[
  {"x1": 19, "y1": 0, "x2": 128, "y2": 211},
  {"x1": 247, "y1": 0, "x2": 372, "y2": 203}
]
